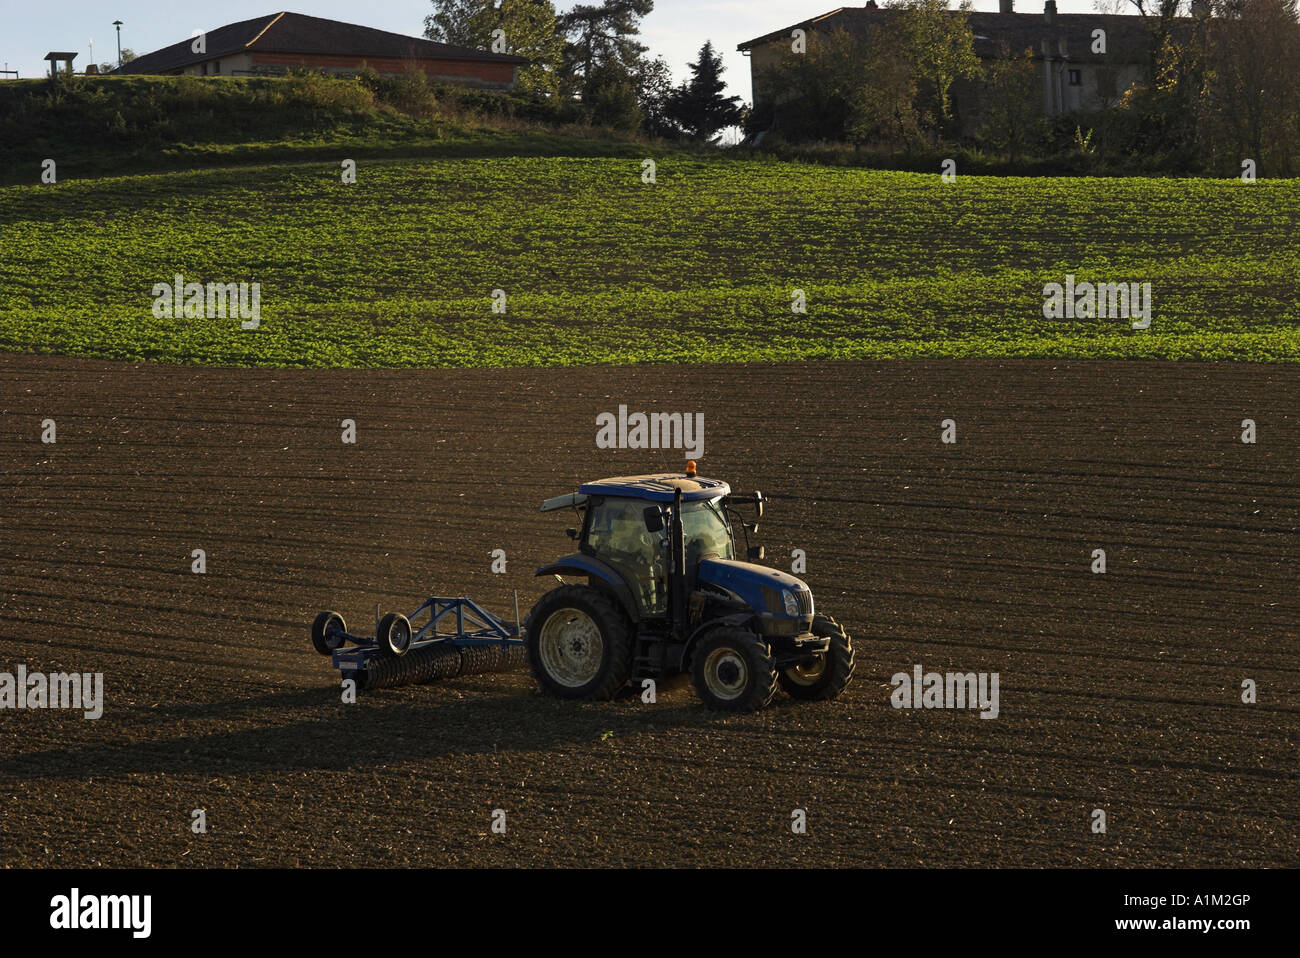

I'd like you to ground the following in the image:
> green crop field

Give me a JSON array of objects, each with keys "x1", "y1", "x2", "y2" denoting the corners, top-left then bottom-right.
[{"x1": 2, "y1": 155, "x2": 1297, "y2": 366}]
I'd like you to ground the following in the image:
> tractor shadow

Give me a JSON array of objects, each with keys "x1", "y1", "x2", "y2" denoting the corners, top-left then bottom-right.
[{"x1": 0, "y1": 675, "x2": 761, "y2": 782}]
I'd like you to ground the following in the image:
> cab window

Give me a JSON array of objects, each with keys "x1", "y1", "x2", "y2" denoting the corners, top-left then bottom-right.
[{"x1": 583, "y1": 497, "x2": 665, "y2": 615}]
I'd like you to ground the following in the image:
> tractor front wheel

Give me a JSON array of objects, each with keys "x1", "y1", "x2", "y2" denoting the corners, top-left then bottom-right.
[
  {"x1": 524, "y1": 585, "x2": 632, "y2": 700},
  {"x1": 779, "y1": 614, "x2": 855, "y2": 701},
  {"x1": 691, "y1": 628, "x2": 778, "y2": 712}
]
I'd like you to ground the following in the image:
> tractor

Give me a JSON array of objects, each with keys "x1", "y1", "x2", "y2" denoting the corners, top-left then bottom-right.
[{"x1": 525, "y1": 464, "x2": 854, "y2": 711}]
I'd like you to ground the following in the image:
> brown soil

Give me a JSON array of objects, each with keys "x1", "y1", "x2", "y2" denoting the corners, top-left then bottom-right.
[{"x1": 1, "y1": 353, "x2": 1296, "y2": 867}]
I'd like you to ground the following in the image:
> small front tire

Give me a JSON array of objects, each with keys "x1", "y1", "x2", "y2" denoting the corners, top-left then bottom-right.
[
  {"x1": 690, "y1": 628, "x2": 778, "y2": 713},
  {"x1": 779, "y1": 614, "x2": 855, "y2": 701}
]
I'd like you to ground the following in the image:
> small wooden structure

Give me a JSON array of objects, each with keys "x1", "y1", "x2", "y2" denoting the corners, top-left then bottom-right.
[{"x1": 44, "y1": 51, "x2": 78, "y2": 77}]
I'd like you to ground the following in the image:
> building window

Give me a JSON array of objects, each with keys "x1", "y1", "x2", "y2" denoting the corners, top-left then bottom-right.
[
  {"x1": 213, "y1": 60, "x2": 220, "y2": 74},
  {"x1": 1068, "y1": 68, "x2": 1081, "y2": 86}
]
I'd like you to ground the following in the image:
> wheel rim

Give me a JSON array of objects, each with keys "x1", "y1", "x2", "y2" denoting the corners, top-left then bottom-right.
[
  {"x1": 393, "y1": 622, "x2": 409, "y2": 651},
  {"x1": 537, "y1": 608, "x2": 604, "y2": 688},
  {"x1": 325, "y1": 615, "x2": 344, "y2": 649},
  {"x1": 784, "y1": 654, "x2": 826, "y2": 686},
  {"x1": 703, "y1": 647, "x2": 749, "y2": 701}
]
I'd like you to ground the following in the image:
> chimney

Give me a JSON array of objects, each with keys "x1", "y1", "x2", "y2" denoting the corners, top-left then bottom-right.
[
  {"x1": 1000, "y1": 0, "x2": 1013, "y2": 12},
  {"x1": 1044, "y1": 0, "x2": 1057, "y2": 25}
]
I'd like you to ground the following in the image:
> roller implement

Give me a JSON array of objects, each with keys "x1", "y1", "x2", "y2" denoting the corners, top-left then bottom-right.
[
  {"x1": 310, "y1": 464, "x2": 854, "y2": 711},
  {"x1": 310, "y1": 596, "x2": 525, "y2": 690}
]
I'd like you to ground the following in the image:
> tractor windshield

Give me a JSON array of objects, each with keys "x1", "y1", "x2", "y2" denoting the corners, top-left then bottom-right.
[{"x1": 681, "y1": 497, "x2": 734, "y2": 564}]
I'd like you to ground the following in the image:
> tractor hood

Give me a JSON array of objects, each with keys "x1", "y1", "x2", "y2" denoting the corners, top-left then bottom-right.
[{"x1": 698, "y1": 558, "x2": 813, "y2": 618}]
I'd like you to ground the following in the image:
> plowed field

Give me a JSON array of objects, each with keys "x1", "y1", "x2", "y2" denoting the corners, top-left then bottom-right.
[{"x1": 1, "y1": 353, "x2": 1295, "y2": 867}]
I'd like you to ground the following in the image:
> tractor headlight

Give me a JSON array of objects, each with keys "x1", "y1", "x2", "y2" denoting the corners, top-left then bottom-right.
[{"x1": 782, "y1": 589, "x2": 800, "y2": 616}]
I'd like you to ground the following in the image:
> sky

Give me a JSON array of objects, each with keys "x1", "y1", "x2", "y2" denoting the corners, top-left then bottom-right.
[{"x1": 4, "y1": 0, "x2": 1116, "y2": 103}]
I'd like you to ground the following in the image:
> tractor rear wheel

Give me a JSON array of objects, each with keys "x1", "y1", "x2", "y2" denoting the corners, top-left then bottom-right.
[
  {"x1": 524, "y1": 585, "x2": 632, "y2": 700},
  {"x1": 691, "y1": 628, "x2": 778, "y2": 712},
  {"x1": 311, "y1": 611, "x2": 346, "y2": 656},
  {"x1": 376, "y1": 612, "x2": 413, "y2": 657},
  {"x1": 779, "y1": 614, "x2": 855, "y2": 701}
]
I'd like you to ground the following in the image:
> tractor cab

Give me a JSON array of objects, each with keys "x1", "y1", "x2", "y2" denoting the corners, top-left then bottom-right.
[{"x1": 575, "y1": 474, "x2": 736, "y2": 616}]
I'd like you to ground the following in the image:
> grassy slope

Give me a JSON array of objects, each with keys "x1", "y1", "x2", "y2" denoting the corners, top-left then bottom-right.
[
  {"x1": 2, "y1": 154, "x2": 1298, "y2": 366},
  {"x1": 0, "y1": 75, "x2": 656, "y2": 186}
]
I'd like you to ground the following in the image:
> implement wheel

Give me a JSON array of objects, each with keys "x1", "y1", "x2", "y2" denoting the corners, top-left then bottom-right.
[
  {"x1": 524, "y1": 585, "x2": 632, "y2": 701},
  {"x1": 376, "y1": 612, "x2": 413, "y2": 657},
  {"x1": 691, "y1": 628, "x2": 778, "y2": 713},
  {"x1": 779, "y1": 614, "x2": 855, "y2": 702},
  {"x1": 311, "y1": 611, "x2": 346, "y2": 656}
]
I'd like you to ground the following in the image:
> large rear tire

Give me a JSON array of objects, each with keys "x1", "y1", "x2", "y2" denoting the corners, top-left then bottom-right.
[
  {"x1": 779, "y1": 614, "x2": 855, "y2": 701},
  {"x1": 524, "y1": 585, "x2": 633, "y2": 701},
  {"x1": 690, "y1": 628, "x2": 778, "y2": 713}
]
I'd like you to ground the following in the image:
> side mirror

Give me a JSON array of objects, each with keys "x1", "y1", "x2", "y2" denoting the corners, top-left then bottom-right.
[
  {"x1": 643, "y1": 507, "x2": 664, "y2": 532},
  {"x1": 754, "y1": 491, "x2": 764, "y2": 519},
  {"x1": 747, "y1": 545, "x2": 765, "y2": 561},
  {"x1": 565, "y1": 528, "x2": 578, "y2": 540}
]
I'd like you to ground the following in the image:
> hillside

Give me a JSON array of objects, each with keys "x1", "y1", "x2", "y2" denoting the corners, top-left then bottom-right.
[{"x1": 0, "y1": 74, "x2": 657, "y2": 185}]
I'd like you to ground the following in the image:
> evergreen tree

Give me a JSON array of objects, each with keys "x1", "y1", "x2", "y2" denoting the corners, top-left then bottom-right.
[
  {"x1": 665, "y1": 41, "x2": 743, "y2": 141},
  {"x1": 558, "y1": 0, "x2": 654, "y2": 94}
]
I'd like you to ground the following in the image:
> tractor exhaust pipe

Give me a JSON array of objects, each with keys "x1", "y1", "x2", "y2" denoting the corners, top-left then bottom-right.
[{"x1": 670, "y1": 486, "x2": 687, "y2": 639}]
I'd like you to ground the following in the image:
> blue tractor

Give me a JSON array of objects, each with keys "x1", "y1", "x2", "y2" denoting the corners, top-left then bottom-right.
[{"x1": 526, "y1": 465, "x2": 855, "y2": 711}]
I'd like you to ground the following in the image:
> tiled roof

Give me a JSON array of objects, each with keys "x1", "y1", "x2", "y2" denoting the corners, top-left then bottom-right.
[
  {"x1": 119, "y1": 10, "x2": 527, "y2": 74},
  {"x1": 738, "y1": 7, "x2": 1170, "y2": 63}
]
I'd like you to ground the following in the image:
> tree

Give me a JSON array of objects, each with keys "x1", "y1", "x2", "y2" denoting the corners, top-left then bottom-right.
[
  {"x1": 845, "y1": 23, "x2": 923, "y2": 147},
  {"x1": 558, "y1": 0, "x2": 654, "y2": 94},
  {"x1": 583, "y1": 58, "x2": 643, "y2": 128},
  {"x1": 635, "y1": 55, "x2": 678, "y2": 136},
  {"x1": 1112, "y1": 0, "x2": 1187, "y2": 14},
  {"x1": 1198, "y1": 0, "x2": 1300, "y2": 174},
  {"x1": 978, "y1": 43, "x2": 1043, "y2": 163},
  {"x1": 755, "y1": 28, "x2": 876, "y2": 141},
  {"x1": 753, "y1": 2, "x2": 977, "y2": 147},
  {"x1": 101, "y1": 49, "x2": 135, "y2": 73},
  {"x1": 424, "y1": 0, "x2": 564, "y2": 94},
  {"x1": 424, "y1": 0, "x2": 483, "y2": 44},
  {"x1": 754, "y1": 23, "x2": 922, "y2": 147},
  {"x1": 664, "y1": 41, "x2": 743, "y2": 141},
  {"x1": 891, "y1": 0, "x2": 980, "y2": 132}
]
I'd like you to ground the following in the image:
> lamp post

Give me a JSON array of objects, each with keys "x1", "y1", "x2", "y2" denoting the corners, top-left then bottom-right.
[{"x1": 113, "y1": 20, "x2": 123, "y2": 70}]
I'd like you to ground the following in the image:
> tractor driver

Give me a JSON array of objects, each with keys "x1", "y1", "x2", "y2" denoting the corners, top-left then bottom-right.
[{"x1": 592, "y1": 499, "x2": 663, "y2": 614}]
